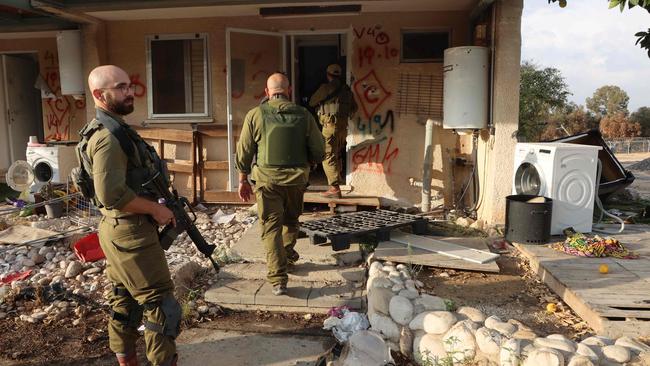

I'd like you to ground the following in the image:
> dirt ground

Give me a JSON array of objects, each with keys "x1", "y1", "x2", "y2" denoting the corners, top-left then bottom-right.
[{"x1": 615, "y1": 152, "x2": 650, "y2": 199}]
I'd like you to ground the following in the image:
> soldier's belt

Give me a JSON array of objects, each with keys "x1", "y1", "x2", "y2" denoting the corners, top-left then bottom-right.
[{"x1": 109, "y1": 214, "x2": 148, "y2": 225}]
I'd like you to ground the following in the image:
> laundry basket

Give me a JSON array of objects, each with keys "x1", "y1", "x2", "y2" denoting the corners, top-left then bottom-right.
[{"x1": 505, "y1": 195, "x2": 552, "y2": 244}]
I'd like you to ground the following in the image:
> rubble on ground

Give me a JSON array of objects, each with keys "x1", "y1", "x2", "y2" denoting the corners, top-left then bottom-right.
[
  {"x1": 362, "y1": 258, "x2": 650, "y2": 365},
  {"x1": 0, "y1": 207, "x2": 256, "y2": 325}
]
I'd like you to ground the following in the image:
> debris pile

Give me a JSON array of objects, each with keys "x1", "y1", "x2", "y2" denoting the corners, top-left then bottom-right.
[{"x1": 0, "y1": 207, "x2": 256, "y2": 324}]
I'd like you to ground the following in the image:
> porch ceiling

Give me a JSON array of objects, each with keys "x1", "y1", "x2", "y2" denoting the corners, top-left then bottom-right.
[{"x1": 76, "y1": 1, "x2": 477, "y2": 21}]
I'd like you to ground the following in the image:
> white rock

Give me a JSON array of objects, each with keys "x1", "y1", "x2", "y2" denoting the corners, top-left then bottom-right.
[
  {"x1": 51, "y1": 275, "x2": 64, "y2": 284},
  {"x1": 443, "y1": 321, "x2": 477, "y2": 362},
  {"x1": 581, "y1": 335, "x2": 614, "y2": 347},
  {"x1": 418, "y1": 334, "x2": 448, "y2": 363},
  {"x1": 369, "y1": 313, "x2": 400, "y2": 342},
  {"x1": 398, "y1": 289, "x2": 419, "y2": 300},
  {"x1": 457, "y1": 306, "x2": 486, "y2": 323},
  {"x1": 21, "y1": 259, "x2": 35, "y2": 267},
  {"x1": 389, "y1": 296, "x2": 414, "y2": 325},
  {"x1": 412, "y1": 330, "x2": 426, "y2": 358},
  {"x1": 414, "y1": 294, "x2": 447, "y2": 311},
  {"x1": 456, "y1": 217, "x2": 475, "y2": 227},
  {"x1": 470, "y1": 219, "x2": 485, "y2": 231},
  {"x1": 534, "y1": 337, "x2": 577, "y2": 355},
  {"x1": 367, "y1": 287, "x2": 393, "y2": 316},
  {"x1": 547, "y1": 334, "x2": 572, "y2": 341},
  {"x1": 65, "y1": 261, "x2": 82, "y2": 278},
  {"x1": 484, "y1": 315, "x2": 502, "y2": 329},
  {"x1": 391, "y1": 284, "x2": 405, "y2": 293},
  {"x1": 32, "y1": 311, "x2": 47, "y2": 320},
  {"x1": 575, "y1": 343, "x2": 599, "y2": 362},
  {"x1": 602, "y1": 345, "x2": 631, "y2": 363},
  {"x1": 499, "y1": 338, "x2": 521, "y2": 366},
  {"x1": 197, "y1": 305, "x2": 209, "y2": 314},
  {"x1": 568, "y1": 355, "x2": 596, "y2": 366},
  {"x1": 423, "y1": 311, "x2": 457, "y2": 335},
  {"x1": 409, "y1": 312, "x2": 429, "y2": 331},
  {"x1": 523, "y1": 347, "x2": 564, "y2": 366},
  {"x1": 475, "y1": 327, "x2": 502, "y2": 355},
  {"x1": 20, "y1": 315, "x2": 36, "y2": 323},
  {"x1": 614, "y1": 336, "x2": 650, "y2": 354},
  {"x1": 368, "y1": 276, "x2": 393, "y2": 290},
  {"x1": 83, "y1": 267, "x2": 101, "y2": 275},
  {"x1": 382, "y1": 265, "x2": 396, "y2": 273}
]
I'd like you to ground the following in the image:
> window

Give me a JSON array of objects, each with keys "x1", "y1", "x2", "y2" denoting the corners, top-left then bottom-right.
[
  {"x1": 146, "y1": 33, "x2": 210, "y2": 119},
  {"x1": 400, "y1": 29, "x2": 450, "y2": 63}
]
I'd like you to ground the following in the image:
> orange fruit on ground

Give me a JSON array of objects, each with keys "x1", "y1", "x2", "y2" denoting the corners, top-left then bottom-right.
[
  {"x1": 546, "y1": 303, "x2": 557, "y2": 313},
  {"x1": 559, "y1": 0, "x2": 567, "y2": 8},
  {"x1": 599, "y1": 264, "x2": 609, "y2": 274}
]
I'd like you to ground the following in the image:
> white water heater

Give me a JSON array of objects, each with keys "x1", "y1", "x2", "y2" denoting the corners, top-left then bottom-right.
[
  {"x1": 442, "y1": 46, "x2": 489, "y2": 133},
  {"x1": 57, "y1": 30, "x2": 84, "y2": 95}
]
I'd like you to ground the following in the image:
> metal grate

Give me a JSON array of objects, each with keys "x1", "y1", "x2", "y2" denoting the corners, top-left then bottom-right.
[
  {"x1": 300, "y1": 210, "x2": 428, "y2": 251},
  {"x1": 396, "y1": 73, "x2": 443, "y2": 118}
]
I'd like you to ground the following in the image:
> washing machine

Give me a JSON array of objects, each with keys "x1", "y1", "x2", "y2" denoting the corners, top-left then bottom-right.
[
  {"x1": 512, "y1": 143, "x2": 601, "y2": 235},
  {"x1": 26, "y1": 145, "x2": 77, "y2": 186}
]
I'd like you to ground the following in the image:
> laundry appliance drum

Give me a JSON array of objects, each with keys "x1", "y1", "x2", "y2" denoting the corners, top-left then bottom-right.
[
  {"x1": 514, "y1": 162, "x2": 542, "y2": 196},
  {"x1": 33, "y1": 161, "x2": 53, "y2": 183}
]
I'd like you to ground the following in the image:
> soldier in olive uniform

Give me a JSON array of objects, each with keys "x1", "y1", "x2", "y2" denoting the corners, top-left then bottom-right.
[
  {"x1": 78, "y1": 65, "x2": 180, "y2": 366},
  {"x1": 309, "y1": 64, "x2": 358, "y2": 199},
  {"x1": 237, "y1": 73, "x2": 325, "y2": 296}
]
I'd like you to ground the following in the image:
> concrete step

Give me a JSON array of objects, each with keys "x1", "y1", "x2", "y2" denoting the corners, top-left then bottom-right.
[
  {"x1": 204, "y1": 276, "x2": 366, "y2": 314},
  {"x1": 219, "y1": 262, "x2": 366, "y2": 284}
]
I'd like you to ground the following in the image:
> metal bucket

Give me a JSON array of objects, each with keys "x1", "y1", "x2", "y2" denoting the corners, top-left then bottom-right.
[{"x1": 505, "y1": 195, "x2": 552, "y2": 244}]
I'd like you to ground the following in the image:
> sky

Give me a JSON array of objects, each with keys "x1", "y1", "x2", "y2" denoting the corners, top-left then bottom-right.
[{"x1": 521, "y1": 0, "x2": 650, "y2": 112}]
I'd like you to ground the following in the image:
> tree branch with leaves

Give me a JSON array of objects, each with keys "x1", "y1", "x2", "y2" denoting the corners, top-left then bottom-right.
[{"x1": 548, "y1": 0, "x2": 650, "y2": 57}]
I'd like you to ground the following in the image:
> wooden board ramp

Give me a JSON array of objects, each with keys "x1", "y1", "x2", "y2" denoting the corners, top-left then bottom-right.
[
  {"x1": 375, "y1": 236, "x2": 500, "y2": 273},
  {"x1": 515, "y1": 225, "x2": 650, "y2": 338},
  {"x1": 303, "y1": 192, "x2": 380, "y2": 213},
  {"x1": 389, "y1": 232, "x2": 500, "y2": 264}
]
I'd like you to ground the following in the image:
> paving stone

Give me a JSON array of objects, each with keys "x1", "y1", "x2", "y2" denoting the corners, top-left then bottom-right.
[
  {"x1": 204, "y1": 279, "x2": 264, "y2": 305},
  {"x1": 255, "y1": 281, "x2": 312, "y2": 307},
  {"x1": 307, "y1": 283, "x2": 364, "y2": 310}
]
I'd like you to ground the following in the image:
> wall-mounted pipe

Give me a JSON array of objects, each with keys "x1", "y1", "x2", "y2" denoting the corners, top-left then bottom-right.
[{"x1": 421, "y1": 119, "x2": 435, "y2": 212}]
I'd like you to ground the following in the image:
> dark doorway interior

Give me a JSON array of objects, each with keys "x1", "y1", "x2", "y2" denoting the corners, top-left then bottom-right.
[{"x1": 294, "y1": 35, "x2": 347, "y2": 187}]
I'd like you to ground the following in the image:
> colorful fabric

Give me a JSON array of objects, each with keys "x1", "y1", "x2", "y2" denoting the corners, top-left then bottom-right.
[{"x1": 551, "y1": 231, "x2": 639, "y2": 259}]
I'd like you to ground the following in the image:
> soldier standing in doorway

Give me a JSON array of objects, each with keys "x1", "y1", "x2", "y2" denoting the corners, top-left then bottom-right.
[
  {"x1": 236, "y1": 72, "x2": 325, "y2": 295},
  {"x1": 75, "y1": 65, "x2": 180, "y2": 366},
  {"x1": 309, "y1": 64, "x2": 358, "y2": 199}
]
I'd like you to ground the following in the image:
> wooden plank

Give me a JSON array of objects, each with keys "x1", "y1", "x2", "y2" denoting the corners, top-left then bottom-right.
[
  {"x1": 203, "y1": 160, "x2": 229, "y2": 170},
  {"x1": 202, "y1": 190, "x2": 252, "y2": 204},
  {"x1": 167, "y1": 161, "x2": 194, "y2": 173},
  {"x1": 374, "y1": 238, "x2": 500, "y2": 273},
  {"x1": 303, "y1": 193, "x2": 380, "y2": 208},
  {"x1": 390, "y1": 232, "x2": 499, "y2": 264},
  {"x1": 136, "y1": 127, "x2": 193, "y2": 142}
]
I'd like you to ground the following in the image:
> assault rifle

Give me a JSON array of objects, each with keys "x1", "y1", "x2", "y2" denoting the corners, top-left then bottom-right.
[{"x1": 143, "y1": 172, "x2": 220, "y2": 273}]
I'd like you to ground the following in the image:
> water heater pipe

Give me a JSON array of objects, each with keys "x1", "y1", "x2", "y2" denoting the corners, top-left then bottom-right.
[{"x1": 421, "y1": 119, "x2": 435, "y2": 212}]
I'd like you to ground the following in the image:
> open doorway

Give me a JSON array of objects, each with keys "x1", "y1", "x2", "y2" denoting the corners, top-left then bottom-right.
[
  {"x1": 291, "y1": 33, "x2": 348, "y2": 187},
  {"x1": 0, "y1": 53, "x2": 43, "y2": 178}
]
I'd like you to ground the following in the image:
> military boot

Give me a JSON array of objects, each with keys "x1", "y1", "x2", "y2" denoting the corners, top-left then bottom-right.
[
  {"x1": 116, "y1": 353, "x2": 138, "y2": 366},
  {"x1": 320, "y1": 186, "x2": 341, "y2": 199}
]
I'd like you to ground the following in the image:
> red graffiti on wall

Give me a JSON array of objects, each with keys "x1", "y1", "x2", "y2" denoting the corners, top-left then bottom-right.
[
  {"x1": 352, "y1": 136, "x2": 400, "y2": 175},
  {"x1": 41, "y1": 67, "x2": 86, "y2": 141},
  {"x1": 353, "y1": 26, "x2": 390, "y2": 45},
  {"x1": 129, "y1": 74, "x2": 146, "y2": 97},
  {"x1": 357, "y1": 46, "x2": 399, "y2": 68},
  {"x1": 353, "y1": 70, "x2": 391, "y2": 120}
]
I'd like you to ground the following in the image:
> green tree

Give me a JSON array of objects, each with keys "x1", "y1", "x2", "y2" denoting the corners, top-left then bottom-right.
[
  {"x1": 518, "y1": 61, "x2": 571, "y2": 141},
  {"x1": 586, "y1": 85, "x2": 630, "y2": 118},
  {"x1": 548, "y1": 0, "x2": 650, "y2": 57},
  {"x1": 631, "y1": 106, "x2": 650, "y2": 136}
]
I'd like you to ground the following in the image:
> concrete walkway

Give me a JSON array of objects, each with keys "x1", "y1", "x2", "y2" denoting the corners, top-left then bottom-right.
[
  {"x1": 177, "y1": 328, "x2": 333, "y2": 366},
  {"x1": 205, "y1": 217, "x2": 367, "y2": 313}
]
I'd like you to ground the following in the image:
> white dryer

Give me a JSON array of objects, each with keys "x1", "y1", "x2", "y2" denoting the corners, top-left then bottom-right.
[
  {"x1": 26, "y1": 145, "x2": 77, "y2": 185},
  {"x1": 512, "y1": 143, "x2": 601, "y2": 235}
]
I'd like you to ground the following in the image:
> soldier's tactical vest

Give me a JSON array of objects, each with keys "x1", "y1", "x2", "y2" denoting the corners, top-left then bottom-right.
[
  {"x1": 256, "y1": 101, "x2": 308, "y2": 168},
  {"x1": 72, "y1": 109, "x2": 168, "y2": 207},
  {"x1": 319, "y1": 80, "x2": 354, "y2": 118}
]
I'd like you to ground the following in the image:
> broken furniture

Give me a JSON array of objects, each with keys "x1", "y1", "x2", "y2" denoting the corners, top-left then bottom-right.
[
  {"x1": 299, "y1": 210, "x2": 428, "y2": 251},
  {"x1": 550, "y1": 129, "x2": 635, "y2": 198}
]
